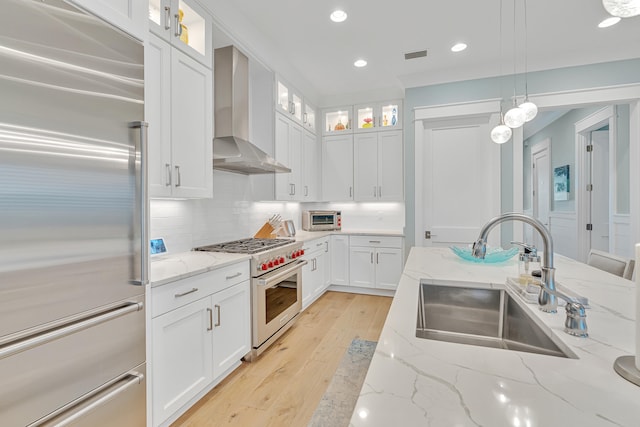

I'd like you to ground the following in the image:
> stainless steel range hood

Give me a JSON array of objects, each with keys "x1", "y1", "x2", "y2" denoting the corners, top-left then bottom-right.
[{"x1": 213, "y1": 46, "x2": 290, "y2": 174}]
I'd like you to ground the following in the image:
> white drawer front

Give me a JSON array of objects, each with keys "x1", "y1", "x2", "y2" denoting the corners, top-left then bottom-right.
[
  {"x1": 152, "y1": 262, "x2": 250, "y2": 317},
  {"x1": 350, "y1": 235, "x2": 403, "y2": 248}
]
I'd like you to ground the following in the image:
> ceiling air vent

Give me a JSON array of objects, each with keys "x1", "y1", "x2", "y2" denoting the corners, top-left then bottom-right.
[{"x1": 404, "y1": 50, "x2": 427, "y2": 60}]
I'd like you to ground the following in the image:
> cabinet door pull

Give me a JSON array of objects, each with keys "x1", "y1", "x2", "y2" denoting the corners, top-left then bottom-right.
[
  {"x1": 214, "y1": 304, "x2": 221, "y2": 327},
  {"x1": 316, "y1": 242, "x2": 324, "y2": 247},
  {"x1": 175, "y1": 165, "x2": 181, "y2": 187},
  {"x1": 206, "y1": 308, "x2": 213, "y2": 331},
  {"x1": 379, "y1": 186, "x2": 382, "y2": 198},
  {"x1": 324, "y1": 241, "x2": 329, "y2": 252},
  {"x1": 304, "y1": 185, "x2": 308, "y2": 197},
  {"x1": 225, "y1": 272, "x2": 242, "y2": 280},
  {"x1": 303, "y1": 112, "x2": 308, "y2": 124},
  {"x1": 164, "y1": 6, "x2": 171, "y2": 30},
  {"x1": 369, "y1": 240, "x2": 381, "y2": 244},
  {"x1": 373, "y1": 186, "x2": 377, "y2": 197},
  {"x1": 370, "y1": 252, "x2": 374, "y2": 264},
  {"x1": 174, "y1": 13, "x2": 182, "y2": 37},
  {"x1": 376, "y1": 253, "x2": 379, "y2": 264},
  {"x1": 174, "y1": 287, "x2": 198, "y2": 298},
  {"x1": 165, "y1": 163, "x2": 172, "y2": 186},
  {"x1": 349, "y1": 186, "x2": 353, "y2": 198}
]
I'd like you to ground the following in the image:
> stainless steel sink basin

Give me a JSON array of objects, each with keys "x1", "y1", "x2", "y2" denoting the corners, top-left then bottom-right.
[{"x1": 416, "y1": 282, "x2": 576, "y2": 358}]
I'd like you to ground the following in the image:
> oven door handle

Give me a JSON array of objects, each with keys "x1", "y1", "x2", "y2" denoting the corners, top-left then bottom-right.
[{"x1": 257, "y1": 260, "x2": 307, "y2": 289}]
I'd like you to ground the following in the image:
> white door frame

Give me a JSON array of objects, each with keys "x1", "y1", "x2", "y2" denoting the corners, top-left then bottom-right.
[
  {"x1": 513, "y1": 83, "x2": 640, "y2": 259},
  {"x1": 531, "y1": 138, "x2": 551, "y2": 249},
  {"x1": 574, "y1": 106, "x2": 616, "y2": 261},
  {"x1": 414, "y1": 99, "x2": 502, "y2": 248}
]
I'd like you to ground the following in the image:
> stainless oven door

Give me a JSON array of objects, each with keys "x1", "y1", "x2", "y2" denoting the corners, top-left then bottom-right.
[{"x1": 253, "y1": 260, "x2": 307, "y2": 347}]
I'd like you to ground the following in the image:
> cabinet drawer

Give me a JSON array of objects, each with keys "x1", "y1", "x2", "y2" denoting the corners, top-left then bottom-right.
[
  {"x1": 350, "y1": 235, "x2": 403, "y2": 248},
  {"x1": 152, "y1": 262, "x2": 250, "y2": 317},
  {"x1": 302, "y1": 238, "x2": 328, "y2": 255}
]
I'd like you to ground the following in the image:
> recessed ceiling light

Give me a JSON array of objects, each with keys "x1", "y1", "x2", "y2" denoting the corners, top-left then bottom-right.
[
  {"x1": 330, "y1": 10, "x2": 347, "y2": 23},
  {"x1": 451, "y1": 42, "x2": 468, "y2": 52},
  {"x1": 598, "y1": 16, "x2": 621, "y2": 27},
  {"x1": 354, "y1": 59, "x2": 367, "y2": 68}
]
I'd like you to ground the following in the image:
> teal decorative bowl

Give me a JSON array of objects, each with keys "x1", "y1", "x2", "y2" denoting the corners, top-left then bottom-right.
[{"x1": 450, "y1": 246, "x2": 519, "y2": 263}]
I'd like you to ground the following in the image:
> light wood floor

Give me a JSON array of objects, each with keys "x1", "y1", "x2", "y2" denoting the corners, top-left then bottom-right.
[{"x1": 172, "y1": 291, "x2": 393, "y2": 427}]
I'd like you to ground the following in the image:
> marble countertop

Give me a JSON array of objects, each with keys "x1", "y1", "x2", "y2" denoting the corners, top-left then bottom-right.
[
  {"x1": 350, "y1": 246, "x2": 640, "y2": 426},
  {"x1": 150, "y1": 230, "x2": 403, "y2": 286},
  {"x1": 150, "y1": 251, "x2": 250, "y2": 287}
]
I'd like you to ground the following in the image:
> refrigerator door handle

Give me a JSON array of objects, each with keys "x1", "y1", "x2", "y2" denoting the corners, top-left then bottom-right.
[
  {"x1": 27, "y1": 371, "x2": 144, "y2": 427},
  {"x1": 129, "y1": 121, "x2": 149, "y2": 287},
  {"x1": 0, "y1": 302, "x2": 143, "y2": 361}
]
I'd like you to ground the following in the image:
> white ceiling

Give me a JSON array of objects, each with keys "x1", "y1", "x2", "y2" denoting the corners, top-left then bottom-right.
[{"x1": 212, "y1": 0, "x2": 640, "y2": 105}]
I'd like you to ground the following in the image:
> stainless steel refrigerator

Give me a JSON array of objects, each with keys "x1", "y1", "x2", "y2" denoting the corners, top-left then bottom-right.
[{"x1": 0, "y1": 0, "x2": 147, "y2": 425}]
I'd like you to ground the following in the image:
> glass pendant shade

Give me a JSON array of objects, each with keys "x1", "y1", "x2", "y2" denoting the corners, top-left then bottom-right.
[
  {"x1": 602, "y1": 0, "x2": 640, "y2": 17},
  {"x1": 504, "y1": 106, "x2": 526, "y2": 128},
  {"x1": 491, "y1": 124, "x2": 512, "y2": 144},
  {"x1": 519, "y1": 100, "x2": 538, "y2": 122}
]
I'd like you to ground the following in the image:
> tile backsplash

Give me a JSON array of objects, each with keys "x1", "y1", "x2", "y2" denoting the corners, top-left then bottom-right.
[{"x1": 150, "y1": 172, "x2": 405, "y2": 253}]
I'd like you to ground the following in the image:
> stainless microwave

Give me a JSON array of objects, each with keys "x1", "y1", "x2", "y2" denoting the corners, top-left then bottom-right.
[{"x1": 302, "y1": 210, "x2": 342, "y2": 231}]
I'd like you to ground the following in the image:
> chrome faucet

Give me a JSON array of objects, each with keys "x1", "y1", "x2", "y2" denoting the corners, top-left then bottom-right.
[{"x1": 471, "y1": 213, "x2": 558, "y2": 313}]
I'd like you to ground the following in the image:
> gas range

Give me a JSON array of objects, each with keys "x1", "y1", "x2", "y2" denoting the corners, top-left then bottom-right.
[{"x1": 194, "y1": 238, "x2": 304, "y2": 277}]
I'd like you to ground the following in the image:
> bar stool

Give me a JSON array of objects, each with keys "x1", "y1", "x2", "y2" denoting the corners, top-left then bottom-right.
[{"x1": 587, "y1": 249, "x2": 635, "y2": 280}]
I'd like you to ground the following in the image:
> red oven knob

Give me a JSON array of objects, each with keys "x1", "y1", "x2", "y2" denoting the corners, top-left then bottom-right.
[
  {"x1": 261, "y1": 263, "x2": 268, "y2": 271},
  {"x1": 273, "y1": 258, "x2": 280, "y2": 266},
  {"x1": 268, "y1": 261, "x2": 274, "y2": 268},
  {"x1": 279, "y1": 257, "x2": 285, "y2": 264},
  {"x1": 300, "y1": 249, "x2": 305, "y2": 256},
  {"x1": 291, "y1": 251, "x2": 297, "y2": 259}
]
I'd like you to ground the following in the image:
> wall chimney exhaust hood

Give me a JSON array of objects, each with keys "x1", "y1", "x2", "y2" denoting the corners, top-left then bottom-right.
[{"x1": 213, "y1": 46, "x2": 290, "y2": 174}]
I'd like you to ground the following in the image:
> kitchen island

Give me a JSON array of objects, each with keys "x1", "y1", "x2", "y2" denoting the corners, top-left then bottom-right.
[{"x1": 350, "y1": 246, "x2": 640, "y2": 426}]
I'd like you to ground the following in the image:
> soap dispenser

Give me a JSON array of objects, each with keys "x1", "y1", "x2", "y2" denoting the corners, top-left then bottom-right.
[{"x1": 511, "y1": 241, "x2": 541, "y2": 285}]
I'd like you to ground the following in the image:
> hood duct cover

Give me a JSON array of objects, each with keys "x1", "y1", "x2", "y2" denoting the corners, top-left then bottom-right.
[{"x1": 213, "y1": 46, "x2": 290, "y2": 174}]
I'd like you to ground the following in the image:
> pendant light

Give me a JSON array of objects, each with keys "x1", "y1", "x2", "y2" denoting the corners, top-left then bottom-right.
[
  {"x1": 491, "y1": 0, "x2": 513, "y2": 143},
  {"x1": 504, "y1": 0, "x2": 524, "y2": 129},
  {"x1": 519, "y1": 0, "x2": 538, "y2": 122},
  {"x1": 602, "y1": 0, "x2": 640, "y2": 17},
  {"x1": 491, "y1": 113, "x2": 513, "y2": 144}
]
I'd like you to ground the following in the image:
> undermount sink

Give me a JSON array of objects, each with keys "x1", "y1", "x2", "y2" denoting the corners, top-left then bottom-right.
[{"x1": 416, "y1": 281, "x2": 576, "y2": 358}]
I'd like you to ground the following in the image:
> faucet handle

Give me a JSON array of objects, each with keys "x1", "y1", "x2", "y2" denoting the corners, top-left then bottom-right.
[
  {"x1": 510, "y1": 241, "x2": 538, "y2": 256},
  {"x1": 564, "y1": 302, "x2": 588, "y2": 337}
]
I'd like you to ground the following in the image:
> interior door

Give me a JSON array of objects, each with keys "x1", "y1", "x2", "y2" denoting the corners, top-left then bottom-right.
[
  {"x1": 589, "y1": 130, "x2": 610, "y2": 252},
  {"x1": 532, "y1": 141, "x2": 550, "y2": 250},
  {"x1": 420, "y1": 122, "x2": 500, "y2": 247}
]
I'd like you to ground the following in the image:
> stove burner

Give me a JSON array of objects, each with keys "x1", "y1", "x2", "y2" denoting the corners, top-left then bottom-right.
[{"x1": 194, "y1": 238, "x2": 294, "y2": 254}]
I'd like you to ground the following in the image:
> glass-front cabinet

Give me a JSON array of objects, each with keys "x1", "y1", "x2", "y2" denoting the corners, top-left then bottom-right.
[
  {"x1": 276, "y1": 77, "x2": 303, "y2": 125},
  {"x1": 303, "y1": 102, "x2": 317, "y2": 134},
  {"x1": 149, "y1": 0, "x2": 212, "y2": 67},
  {"x1": 354, "y1": 100, "x2": 402, "y2": 132},
  {"x1": 322, "y1": 106, "x2": 353, "y2": 136}
]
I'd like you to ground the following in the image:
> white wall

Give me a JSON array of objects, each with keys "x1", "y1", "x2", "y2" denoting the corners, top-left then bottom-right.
[{"x1": 150, "y1": 171, "x2": 405, "y2": 254}]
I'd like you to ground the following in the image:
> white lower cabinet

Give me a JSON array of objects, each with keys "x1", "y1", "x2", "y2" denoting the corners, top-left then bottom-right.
[
  {"x1": 330, "y1": 235, "x2": 350, "y2": 285},
  {"x1": 211, "y1": 281, "x2": 251, "y2": 378},
  {"x1": 152, "y1": 297, "x2": 213, "y2": 424},
  {"x1": 151, "y1": 262, "x2": 250, "y2": 426},
  {"x1": 348, "y1": 236, "x2": 404, "y2": 290},
  {"x1": 301, "y1": 237, "x2": 330, "y2": 309}
]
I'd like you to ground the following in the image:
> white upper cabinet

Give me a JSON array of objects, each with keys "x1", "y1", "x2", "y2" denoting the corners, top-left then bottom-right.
[
  {"x1": 149, "y1": 0, "x2": 212, "y2": 67},
  {"x1": 274, "y1": 114, "x2": 303, "y2": 200},
  {"x1": 322, "y1": 134, "x2": 354, "y2": 201},
  {"x1": 354, "y1": 100, "x2": 402, "y2": 132},
  {"x1": 146, "y1": 33, "x2": 213, "y2": 199},
  {"x1": 322, "y1": 106, "x2": 353, "y2": 136},
  {"x1": 71, "y1": 0, "x2": 147, "y2": 41},
  {"x1": 354, "y1": 130, "x2": 403, "y2": 202}
]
